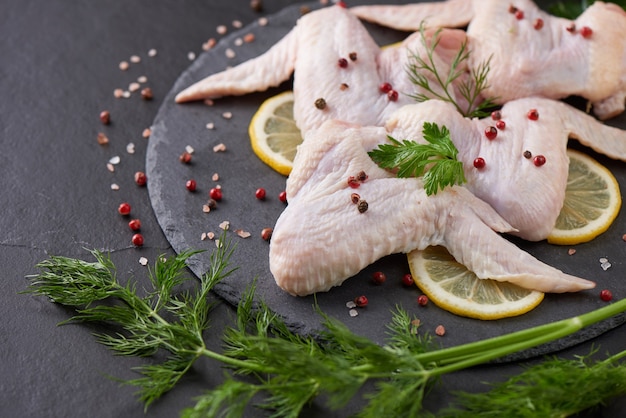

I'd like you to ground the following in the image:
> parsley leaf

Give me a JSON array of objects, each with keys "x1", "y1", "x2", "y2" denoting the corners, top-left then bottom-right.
[{"x1": 368, "y1": 122, "x2": 466, "y2": 196}]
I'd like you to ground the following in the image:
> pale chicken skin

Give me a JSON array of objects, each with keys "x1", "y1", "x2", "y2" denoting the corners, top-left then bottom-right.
[
  {"x1": 387, "y1": 98, "x2": 626, "y2": 241},
  {"x1": 175, "y1": 5, "x2": 470, "y2": 134},
  {"x1": 270, "y1": 119, "x2": 595, "y2": 296},
  {"x1": 352, "y1": 0, "x2": 626, "y2": 120}
]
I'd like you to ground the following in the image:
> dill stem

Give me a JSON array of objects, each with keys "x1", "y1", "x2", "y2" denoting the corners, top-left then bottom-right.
[
  {"x1": 418, "y1": 298, "x2": 626, "y2": 377},
  {"x1": 194, "y1": 346, "x2": 269, "y2": 373}
]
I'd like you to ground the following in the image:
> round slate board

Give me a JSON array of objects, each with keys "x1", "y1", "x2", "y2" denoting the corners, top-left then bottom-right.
[{"x1": 146, "y1": 1, "x2": 626, "y2": 361}]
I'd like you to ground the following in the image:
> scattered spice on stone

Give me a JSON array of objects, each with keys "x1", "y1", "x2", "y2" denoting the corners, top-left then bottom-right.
[
  {"x1": 137, "y1": 75, "x2": 148, "y2": 83},
  {"x1": 129, "y1": 82, "x2": 141, "y2": 92},
  {"x1": 232, "y1": 20, "x2": 243, "y2": 29},
  {"x1": 107, "y1": 163, "x2": 115, "y2": 173},
  {"x1": 222, "y1": 111, "x2": 233, "y2": 119},
  {"x1": 185, "y1": 145, "x2": 195, "y2": 154},
  {"x1": 435, "y1": 325, "x2": 446, "y2": 336},
  {"x1": 188, "y1": 51, "x2": 196, "y2": 61},
  {"x1": 126, "y1": 142, "x2": 135, "y2": 154},
  {"x1": 142, "y1": 128, "x2": 151, "y2": 138},
  {"x1": 354, "y1": 295, "x2": 368, "y2": 307},
  {"x1": 206, "y1": 122, "x2": 215, "y2": 130},
  {"x1": 203, "y1": 38, "x2": 217, "y2": 51},
  {"x1": 243, "y1": 33, "x2": 255, "y2": 43},
  {"x1": 130, "y1": 55, "x2": 141, "y2": 64},
  {"x1": 258, "y1": 17, "x2": 268, "y2": 26},
  {"x1": 180, "y1": 151, "x2": 192, "y2": 164},
  {"x1": 250, "y1": 0, "x2": 263, "y2": 12},
  {"x1": 114, "y1": 88, "x2": 124, "y2": 98},
  {"x1": 212, "y1": 173, "x2": 220, "y2": 181},
  {"x1": 345, "y1": 300, "x2": 357, "y2": 309},
  {"x1": 139, "y1": 257, "x2": 149, "y2": 266},
  {"x1": 217, "y1": 25, "x2": 228, "y2": 35},
  {"x1": 141, "y1": 87, "x2": 153, "y2": 100},
  {"x1": 99, "y1": 110, "x2": 111, "y2": 125},
  {"x1": 219, "y1": 220, "x2": 230, "y2": 230},
  {"x1": 109, "y1": 155, "x2": 121, "y2": 165},
  {"x1": 261, "y1": 227, "x2": 273, "y2": 241},
  {"x1": 568, "y1": 248, "x2": 576, "y2": 256},
  {"x1": 119, "y1": 61, "x2": 129, "y2": 71},
  {"x1": 225, "y1": 48, "x2": 236, "y2": 59},
  {"x1": 110, "y1": 183, "x2": 120, "y2": 191},
  {"x1": 417, "y1": 294, "x2": 428, "y2": 306},
  {"x1": 234, "y1": 38, "x2": 243, "y2": 47},
  {"x1": 148, "y1": 48, "x2": 157, "y2": 57},
  {"x1": 97, "y1": 132, "x2": 109, "y2": 145},
  {"x1": 213, "y1": 143, "x2": 227, "y2": 152},
  {"x1": 236, "y1": 229, "x2": 251, "y2": 238}
]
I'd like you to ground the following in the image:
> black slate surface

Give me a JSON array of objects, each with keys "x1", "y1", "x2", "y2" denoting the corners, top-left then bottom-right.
[
  {"x1": 2, "y1": 0, "x2": 625, "y2": 417},
  {"x1": 148, "y1": 1, "x2": 626, "y2": 358}
]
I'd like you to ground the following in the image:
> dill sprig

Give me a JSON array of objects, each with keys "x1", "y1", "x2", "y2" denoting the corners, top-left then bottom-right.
[
  {"x1": 24, "y1": 242, "x2": 626, "y2": 417},
  {"x1": 368, "y1": 122, "x2": 466, "y2": 195},
  {"x1": 407, "y1": 24, "x2": 497, "y2": 118},
  {"x1": 440, "y1": 349, "x2": 626, "y2": 417}
]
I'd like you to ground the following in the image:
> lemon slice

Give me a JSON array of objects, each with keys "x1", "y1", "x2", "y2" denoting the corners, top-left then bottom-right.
[
  {"x1": 407, "y1": 246, "x2": 545, "y2": 320},
  {"x1": 547, "y1": 149, "x2": 621, "y2": 245},
  {"x1": 248, "y1": 91, "x2": 303, "y2": 176}
]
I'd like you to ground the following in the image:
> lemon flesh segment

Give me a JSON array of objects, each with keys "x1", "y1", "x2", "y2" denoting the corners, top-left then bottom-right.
[
  {"x1": 407, "y1": 246, "x2": 544, "y2": 320},
  {"x1": 547, "y1": 149, "x2": 622, "y2": 245},
  {"x1": 248, "y1": 91, "x2": 303, "y2": 176}
]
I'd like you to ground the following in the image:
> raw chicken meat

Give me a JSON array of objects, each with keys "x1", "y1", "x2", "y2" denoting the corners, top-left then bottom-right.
[
  {"x1": 386, "y1": 98, "x2": 626, "y2": 241},
  {"x1": 175, "y1": 5, "x2": 470, "y2": 133},
  {"x1": 270, "y1": 119, "x2": 595, "y2": 296},
  {"x1": 352, "y1": 0, "x2": 626, "y2": 120}
]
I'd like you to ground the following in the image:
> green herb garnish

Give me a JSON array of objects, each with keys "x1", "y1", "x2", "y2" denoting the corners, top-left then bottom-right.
[
  {"x1": 24, "y1": 242, "x2": 626, "y2": 417},
  {"x1": 368, "y1": 122, "x2": 466, "y2": 195},
  {"x1": 549, "y1": 0, "x2": 626, "y2": 19},
  {"x1": 407, "y1": 24, "x2": 497, "y2": 119}
]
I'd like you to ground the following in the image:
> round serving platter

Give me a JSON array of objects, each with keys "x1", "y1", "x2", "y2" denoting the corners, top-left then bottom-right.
[{"x1": 146, "y1": 1, "x2": 626, "y2": 360}]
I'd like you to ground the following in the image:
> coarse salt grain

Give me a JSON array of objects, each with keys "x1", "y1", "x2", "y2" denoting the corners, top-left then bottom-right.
[
  {"x1": 225, "y1": 48, "x2": 236, "y2": 58},
  {"x1": 122, "y1": 91, "x2": 131, "y2": 98},
  {"x1": 345, "y1": 300, "x2": 356, "y2": 309},
  {"x1": 234, "y1": 38, "x2": 243, "y2": 47},
  {"x1": 97, "y1": 132, "x2": 109, "y2": 145},
  {"x1": 126, "y1": 143, "x2": 135, "y2": 154},
  {"x1": 435, "y1": 325, "x2": 446, "y2": 336},
  {"x1": 212, "y1": 173, "x2": 220, "y2": 181},
  {"x1": 202, "y1": 204, "x2": 212, "y2": 213},
  {"x1": 236, "y1": 229, "x2": 251, "y2": 238},
  {"x1": 217, "y1": 25, "x2": 228, "y2": 35},
  {"x1": 222, "y1": 111, "x2": 233, "y2": 119},
  {"x1": 600, "y1": 257, "x2": 612, "y2": 271},
  {"x1": 142, "y1": 128, "x2": 151, "y2": 138},
  {"x1": 137, "y1": 75, "x2": 148, "y2": 83},
  {"x1": 349, "y1": 309, "x2": 359, "y2": 317},
  {"x1": 213, "y1": 143, "x2": 226, "y2": 152},
  {"x1": 111, "y1": 183, "x2": 120, "y2": 190},
  {"x1": 114, "y1": 88, "x2": 124, "y2": 98},
  {"x1": 258, "y1": 17, "x2": 268, "y2": 26},
  {"x1": 232, "y1": 20, "x2": 243, "y2": 28},
  {"x1": 219, "y1": 220, "x2": 230, "y2": 230},
  {"x1": 130, "y1": 55, "x2": 141, "y2": 63},
  {"x1": 187, "y1": 51, "x2": 196, "y2": 61},
  {"x1": 204, "y1": 99, "x2": 215, "y2": 106},
  {"x1": 106, "y1": 163, "x2": 115, "y2": 172},
  {"x1": 119, "y1": 61, "x2": 129, "y2": 71},
  {"x1": 568, "y1": 248, "x2": 576, "y2": 255},
  {"x1": 201, "y1": 232, "x2": 207, "y2": 240},
  {"x1": 148, "y1": 48, "x2": 157, "y2": 57},
  {"x1": 109, "y1": 156, "x2": 121, "y2": 165},
  {"x1": 202, "y1": 38, "x2": 217, "y2": 51},
  {"x1": 139, "y1": 257, "x2": 148, "y2": 266},
  {"x1": 129, "y1": 82, "x2": 141, "y2": 92},
  {"x1": 207, "y1": 231, "x2": 215, "y2": 240},
  {"x1": 185, "y1": 145, "x2": 195, "y2": 154},
  {"x1": 206, "y1": 122, "x2": 215, "y2": 130}
]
